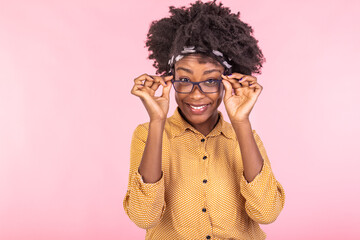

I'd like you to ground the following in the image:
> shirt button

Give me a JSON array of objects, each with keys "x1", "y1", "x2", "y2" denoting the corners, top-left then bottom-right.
[
  {"x1": 201, "y1": 138, "x2": 205, "y2": 142},
  {"x1": 202, "y1": 208, "x2": 207, "y2": 212},
  {"x1": 206, "y1": 235, "x2": 211, "y2": 239},
  {"x1": 203, "y1": 156, "x2": 207, "y2": 160},
  {"x1": 203, "y1": 179, "x2": 207, "y2": 183}
]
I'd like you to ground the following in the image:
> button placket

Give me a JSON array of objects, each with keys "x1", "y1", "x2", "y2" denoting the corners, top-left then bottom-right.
[{"x1": 200, "y1": 136, "x2": 210, "y2": 235}]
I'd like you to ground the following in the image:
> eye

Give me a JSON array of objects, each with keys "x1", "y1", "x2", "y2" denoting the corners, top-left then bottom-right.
[
  {"x1": 177, "y1": 78, "x2": 192, "y2": 85},
  {"x1": 178, "y1": 77, "x2": 190, "y2": 82},
  {"x1": 204, "y1": 79, "x2": 218, "y2": 86}
]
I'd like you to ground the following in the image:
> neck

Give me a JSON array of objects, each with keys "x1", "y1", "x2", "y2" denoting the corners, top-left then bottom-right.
[{"x1": 178, "y1": 108, "x2": 220, "y2": 136}]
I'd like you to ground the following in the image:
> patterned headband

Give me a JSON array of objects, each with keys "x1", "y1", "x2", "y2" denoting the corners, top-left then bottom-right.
[{"x1": 168, "y1": 46, "x2": 232, "y2": 75}]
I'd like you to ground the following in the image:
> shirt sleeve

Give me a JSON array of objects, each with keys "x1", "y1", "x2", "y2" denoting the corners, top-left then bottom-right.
[
  {"x1": 123, "y1": 124, "x2": 166, "y2": 229},
  {"x1": 239, "y1": 130, "x2": 285, "y2": 224}
]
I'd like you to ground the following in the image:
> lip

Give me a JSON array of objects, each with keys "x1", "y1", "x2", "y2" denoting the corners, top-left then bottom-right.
[
  {"x1": 185, "y1": 102, "x2": 211, "y2": 106},
  {"x1": 185, "y1": 103, "x2": 210, "y2": 114}
]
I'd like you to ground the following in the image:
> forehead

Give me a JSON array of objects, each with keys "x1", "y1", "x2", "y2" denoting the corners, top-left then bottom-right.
[{"x1": 175, "y1": 54, "x2": 224, "y2": 71}]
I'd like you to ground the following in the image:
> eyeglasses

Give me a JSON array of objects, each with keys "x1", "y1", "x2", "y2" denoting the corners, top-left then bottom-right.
[{"x1": 171, "y1": 78, "x2": 222, "y2": 93}]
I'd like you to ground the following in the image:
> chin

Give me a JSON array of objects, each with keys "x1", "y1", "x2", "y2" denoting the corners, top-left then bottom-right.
[
  {"x1": 187, "y1": 114, "x2": 211, "y2": 125},
  {"x1": 179, "y1": 105, "x2": 216, "y2": 126}
]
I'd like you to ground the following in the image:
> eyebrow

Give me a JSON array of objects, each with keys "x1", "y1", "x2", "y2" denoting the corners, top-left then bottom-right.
[
  {"x1": 203, "y1": 69, "x2": 222, "y2": 75},
  {"x1": 175, "y1": 67, "x2": 222, "y2": 75}
]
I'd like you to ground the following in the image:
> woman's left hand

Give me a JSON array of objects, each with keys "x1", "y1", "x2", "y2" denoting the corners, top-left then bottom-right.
[{"x1": 222, "y1": 73, "x2": 263, "y2": 124}]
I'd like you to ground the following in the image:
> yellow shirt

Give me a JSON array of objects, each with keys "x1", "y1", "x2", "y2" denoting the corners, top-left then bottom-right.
[{"x1": 123, "y1": 108, "x2": 285, "y2": 240}]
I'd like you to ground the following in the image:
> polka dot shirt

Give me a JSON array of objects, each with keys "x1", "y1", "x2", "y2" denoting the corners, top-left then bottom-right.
[{"x1": 123, "y1": 108, "x2": 285, "y2": 239}]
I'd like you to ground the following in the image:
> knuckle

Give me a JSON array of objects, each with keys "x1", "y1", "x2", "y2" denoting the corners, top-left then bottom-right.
[
  {"x1": 134, "y1": 73, "x2": 149, "y2": 81},
  {"x1": 135, "y1": 73, "x2": 145, "y2": 78}
]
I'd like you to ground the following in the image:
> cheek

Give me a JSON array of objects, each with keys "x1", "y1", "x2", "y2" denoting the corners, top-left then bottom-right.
[
  {"x1": 175, "y1": 93, "x2": 182, "y2": 106},
  {"x1": 215, "y1": 95, "x2": 223, "y2": 106},
  {"x1": 219, "y1": 87, "x2": 224, "y2": 100},
  {"x1": 214, "y1": 88, "x2": 224, "y2": 106}
]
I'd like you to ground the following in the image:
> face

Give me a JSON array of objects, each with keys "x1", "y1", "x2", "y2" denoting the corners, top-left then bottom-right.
[{"x1": 174, "y1": 54, "x2": 225, "y2": 131}]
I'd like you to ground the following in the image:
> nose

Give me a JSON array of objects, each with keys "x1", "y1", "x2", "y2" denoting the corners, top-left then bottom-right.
[{"x1": 189, "y1": 85, "x2": 205, "y2": 99}]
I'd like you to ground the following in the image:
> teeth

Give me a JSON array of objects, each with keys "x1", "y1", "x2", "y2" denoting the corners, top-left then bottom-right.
[{"x1": 190, "y1": 105, "x2": 207, "y2": 110}]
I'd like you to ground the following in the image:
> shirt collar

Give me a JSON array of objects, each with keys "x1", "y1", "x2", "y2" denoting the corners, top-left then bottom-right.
[{"x1": 167, "y1": 107, "x2": 236, "y2": 140}]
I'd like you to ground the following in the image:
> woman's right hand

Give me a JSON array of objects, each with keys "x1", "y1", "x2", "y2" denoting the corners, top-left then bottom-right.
[{"x1": 131, "y1": 74, "x2": 173, "y2": 122}]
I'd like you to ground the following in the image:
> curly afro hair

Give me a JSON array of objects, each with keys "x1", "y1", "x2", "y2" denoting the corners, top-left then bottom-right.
[{"x1": 145, "y1": 0, "x2": 265, "y2": 76}]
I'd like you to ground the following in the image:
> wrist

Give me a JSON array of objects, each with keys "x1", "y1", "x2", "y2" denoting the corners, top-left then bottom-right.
[
  {"x1": 149, "y1": 118, "x2": 166, "y2": 127},
  {"x1": 149, "y1": 112, "x2": 167, "y2": 123},
  {"x1": 231, "y1": 119, "x2": 252, "y2": 132},
  {"x1": 230, "y1": 118, "x2": 250, "y2": 126}
]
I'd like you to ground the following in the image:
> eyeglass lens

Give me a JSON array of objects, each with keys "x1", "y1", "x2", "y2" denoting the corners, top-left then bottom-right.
[{"x1": 173, "y1": 81, "x2": 220, "y2": 93}]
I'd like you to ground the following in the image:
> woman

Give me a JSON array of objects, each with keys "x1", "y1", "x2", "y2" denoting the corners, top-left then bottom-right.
[{"x1": 123, "y1": 1, "x2": 285, "y2": 239}]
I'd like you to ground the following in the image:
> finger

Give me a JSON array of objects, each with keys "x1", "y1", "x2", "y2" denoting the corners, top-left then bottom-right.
[
  {"x1": 164, "y1": 75, "x2": 173, "y2": 80},
  {"x1": 133, "y1": 73, "x2": 153, "y2": 83},
  {"x1": 150, "y1": 82, "x2": 161, "y2": 91},
  {"x1": 131, "y1": 84, "x2": 145, "y2": 97},
  {"x1": 132, "y1": 78, "x2": 157, "y2": 97},
  {"x1": 221, "y1": 74, "x2": 229, "y2": 80},
  {"x1": 224, "y1": 77, "x2": 243, "y2": 89},
  {"x1": 133, "y1": 73, "x2": 149, "y2": 82},
  {"x1": 249, "y1": 82, "x2": 263, "y2": 92},
  {"x1": 239, "y1": 76, "x2": 257, "y2": 87},
  {"x1": 134, "y1": 74, "x2": 155, "y2": 85},
  {"x1": 144, "y1": 78, "x2": 155, "y2": 87},
  {"x1": 163, "y1": 75, "x2": 173, "y2": 83},
  {"x1": 222, "y1": 79, "x2": 233, "y2": 101},
  {"x1": 161, "y1": 80, "x2": 172, "y2": 98},
  {"x1": 150, "y1": 75, "x2": 166, "y2": 87},
  {"x1": 225, "y1": 72, "x2": 246, "y2": 80},
  {"x1": 226, "y1": 73, "x2": 257, "y2": 87}
]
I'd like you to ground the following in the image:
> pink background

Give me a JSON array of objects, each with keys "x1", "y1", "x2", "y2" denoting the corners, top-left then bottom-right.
[{"x1": 1, "y1": 0, "x2": 359, "y2": 239}]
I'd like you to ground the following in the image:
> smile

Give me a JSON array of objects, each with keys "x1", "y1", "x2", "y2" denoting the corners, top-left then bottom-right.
[
  {"x1": 189, "y1": 104, "x2": 208, "y2": 110},
  {"x1": 185, "y1": 103, "x2": 210, "y2": 114}
]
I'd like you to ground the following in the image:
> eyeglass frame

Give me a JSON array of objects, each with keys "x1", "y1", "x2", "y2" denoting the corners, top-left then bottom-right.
[
  {"x1": 168, "y1": 60, "x2": 228, "y2": 94},
  {"x1": 171, "y1": 78, "x2": 223, "y2": 93}
]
